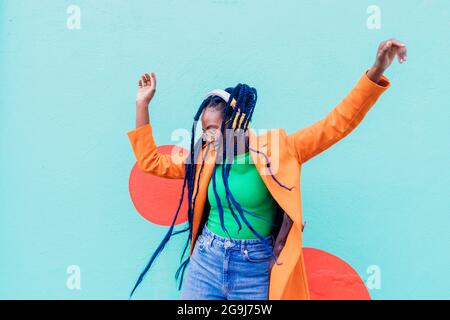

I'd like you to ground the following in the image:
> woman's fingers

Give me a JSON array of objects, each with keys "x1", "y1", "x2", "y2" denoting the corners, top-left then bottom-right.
[
  {"x1": 390, "y1": 39, "x2": 406, "y2": 48},
  {"x1": 138, "y1": 71, "x2": 156, "y2": 88},
  {"x1": 389, "y1": 38, "x2": 407, "y2": 63},
  {"x1": 151, "y1": 72, "x2": 157, "y2": 89},
  {"x1": 379, "y1": 39, "x2": 407, "y2": 64},
  {"x1": 145, "y1": 72, "x2": 151, "y2": 86},
  {"x1": 398, "y1": 45, "x2": 407, "y2": 63},
  {"x1": 397, "y1": 48, "x2": 406, "y2": 63},
  {"x1": 378, "y1": 40, "x2": 392, "y2": 60},
  {"x1": 141, "y1": 75, "x2": 148, "y2": 86}
]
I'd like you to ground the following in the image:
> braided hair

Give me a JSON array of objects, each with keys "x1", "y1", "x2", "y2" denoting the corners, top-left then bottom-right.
[{"x1": 129, "y1": 84, "x2": 294, "y2": 298}]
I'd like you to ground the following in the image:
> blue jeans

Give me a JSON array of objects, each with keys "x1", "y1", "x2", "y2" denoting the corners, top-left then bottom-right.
[{"x1": 180, "y1": 224, "x2": 274, "y2": 300}]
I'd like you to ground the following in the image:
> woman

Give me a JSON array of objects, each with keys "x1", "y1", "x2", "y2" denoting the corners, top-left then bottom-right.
[{"x1": 127, "y1": 39, "x2": 407, "y2": 300}]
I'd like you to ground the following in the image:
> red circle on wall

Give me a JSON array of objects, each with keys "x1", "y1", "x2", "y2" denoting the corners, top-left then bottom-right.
[
  {"x1": 303, "y1": 248, "x2": 371, "y2": 300},
  {"x1": 129, "y1": 145, "x2": 189, "y2": 226}
]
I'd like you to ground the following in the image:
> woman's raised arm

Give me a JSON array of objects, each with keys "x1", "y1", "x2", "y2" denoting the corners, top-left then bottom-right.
[
  {"x1": 127, "y1": 72, "x2": 186, "y2": 179},
  {"x1": 286, "y1": 39, "x2": 407, "y2": 164}
]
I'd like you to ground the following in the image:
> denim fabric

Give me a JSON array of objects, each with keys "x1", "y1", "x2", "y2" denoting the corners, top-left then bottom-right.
[{"x1": 180, "y1": 224, "x2": 275, "y2": 300}]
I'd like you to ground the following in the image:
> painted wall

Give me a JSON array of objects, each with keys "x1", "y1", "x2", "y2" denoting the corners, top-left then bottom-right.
[{"x1": 0, "y1": 0, "x2": 449, "y2": 299}]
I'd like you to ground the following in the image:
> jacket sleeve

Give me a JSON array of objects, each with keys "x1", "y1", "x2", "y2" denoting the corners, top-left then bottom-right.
[
  {"x1": 285, "y1": 71, "x2": 391, "y2": 164},
  {"x1": 127, "y1": 123, "x2": 186, "y2": 179}
]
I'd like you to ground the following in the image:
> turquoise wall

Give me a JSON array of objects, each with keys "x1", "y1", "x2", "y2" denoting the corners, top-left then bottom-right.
[{"x1": 1, "y1": 0, "x2": 449, "y2": 299}]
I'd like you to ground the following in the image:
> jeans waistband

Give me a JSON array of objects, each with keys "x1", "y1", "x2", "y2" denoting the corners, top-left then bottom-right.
[{"x1": 201, "y1": 224, "x2": 274, "y2": 250}]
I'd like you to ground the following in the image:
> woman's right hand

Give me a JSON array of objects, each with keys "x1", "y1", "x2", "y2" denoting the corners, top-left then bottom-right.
[{"x1": 136, "y1": 72, "x2": 157, "y2": 106}]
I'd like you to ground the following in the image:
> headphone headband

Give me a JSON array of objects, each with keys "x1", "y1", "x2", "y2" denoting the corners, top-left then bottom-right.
[{"x1": 203, "y1": 89, "x2": 237, "y2": 107}]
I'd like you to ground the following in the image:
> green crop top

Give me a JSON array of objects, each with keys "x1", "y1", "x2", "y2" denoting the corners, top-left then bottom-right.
[{"x1": 206, "y1": 151, "x2": 278, "y2": 239}]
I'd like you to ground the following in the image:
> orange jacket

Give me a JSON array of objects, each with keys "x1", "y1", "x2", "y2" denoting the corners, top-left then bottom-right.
[{"x1": 127, "y1": 71, "x2": 390, "y2": 300}]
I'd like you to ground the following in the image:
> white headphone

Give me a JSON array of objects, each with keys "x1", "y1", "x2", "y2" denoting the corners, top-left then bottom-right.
[
  {"x1": 203, "y1": 89, "x2": 237, "y2": 108},
  {"x1": 203, "y1": 89, "x2": 230, "y2": 103}
]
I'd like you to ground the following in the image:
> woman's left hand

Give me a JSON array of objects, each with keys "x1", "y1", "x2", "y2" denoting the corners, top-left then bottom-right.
[{"x1": 367, "y1": 38, "x2": 407, "y2": 83}]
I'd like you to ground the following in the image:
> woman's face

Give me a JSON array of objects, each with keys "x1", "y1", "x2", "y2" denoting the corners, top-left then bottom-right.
[
  {"x1": 201, "y1": 108, "x2": 248, "y2": 151},
  {"x1": 201, "y1": 108, "x2": 223, "y2": 144}
]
